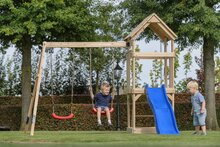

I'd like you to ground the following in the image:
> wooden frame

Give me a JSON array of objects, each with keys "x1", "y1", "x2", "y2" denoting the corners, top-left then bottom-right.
[
  {"x1": 125, "y1": 13, "x2": 177, "y2": 134},
  {"x1": 44, "y1": 41, "x2": 127, "y2": 48},
  {"x1": 27, "y1": 41, "x2": 128, "y2": 136},
  {"x1": 27, "y1": 13, "x2": 177, "y2": 135}
]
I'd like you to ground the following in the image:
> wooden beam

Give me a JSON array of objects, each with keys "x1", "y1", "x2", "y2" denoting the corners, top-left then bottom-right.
[
  {"x1": 44, "y1": 41, "x2": 127, "y2": 48},
  {"x1": 127, "y1": 94, "x2": 131, "y2": 128},
  {"x1": 129, "y1": 88, "x2": 175, "y2": 94},
  {"x1": 149, "y1": 16, "x2": 160, "y2": 23},
  {"x1": 164, "y1": 38, "x2": 168, "y2": 87},
  {"x1": 127, "y1": 127, "x2": 156, "y2": 134},
  {"x1": 132, "y1": 52, "x2": 175, "y2": 59},
  {"x1": 30, "y1": 45, "x2": 46, "y2": 136},
  {"x1": 24, "y1": 77, "x2": 38, "y2": 132},
  {"x1": 131, "y1": 41, "x2": 136, "y2": 131},
  {"x1": 136, "y1": 115, "x2": 154, "y2": 118},
  {"x1": 132, "y1": 42, "x2": 136, "y2": 90},
  {"x1": 132, "y1": 94, "x2": 136, "y2": 130},
  {"x1": 149, "y1": 24, "x2": 167, "y2": 41},
  {"x1": 157, "y1": 23, "x2": 176, "y2": 40},
  {"x1": 169, "y1": 40, "x2": 175, "y2": 88},
  {"x1": 167, "y1": 94, "x2": 174, "y2": 101},
  {"x1": 124, "y1": 14, "x2": 153, "y2": 40},
  {"x1": 153, "y1": 14, "x2": 177, "y2": 39},
  {"x1": 130, "y1": 23, "x2": 150, "y2": 40},
  {"x1": 126, "y1": 43, "x2": 132, "y2": 128},
  {"x1": 134, "y1": 94, "x2": 142, "y2": 102}
]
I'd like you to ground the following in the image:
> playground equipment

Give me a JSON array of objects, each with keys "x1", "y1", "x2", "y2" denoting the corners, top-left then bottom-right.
[
  {"x1": 125, "y1": 13, "x2": 177, "y2": 134},
  {"x1": 26, "y1": 13, "x2": 177, "y2": 136},
  {"x1": 49, "y1": 50, "x2": 75, "y2": 120},
  {"x1": 145, "y1": 84, "x2": 179, "y2": 135},
  {"x1": 88, "y1": 48, "x2": 115, "y2": 115}
]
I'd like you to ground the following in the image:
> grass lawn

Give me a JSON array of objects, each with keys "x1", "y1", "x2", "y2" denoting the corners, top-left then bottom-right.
[{"x1": 0, "y1": 131, "x2": 219, "y2": 147}]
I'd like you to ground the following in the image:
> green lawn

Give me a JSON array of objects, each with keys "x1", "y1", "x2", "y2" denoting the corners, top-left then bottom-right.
[{"x1": 0, "y1": 131, "x2": 219, "y2": 147}]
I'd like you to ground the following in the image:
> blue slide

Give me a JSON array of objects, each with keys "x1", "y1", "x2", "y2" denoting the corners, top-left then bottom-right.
[{"x1": 145, "y1": 84, "x2": 179, "y2": 135}]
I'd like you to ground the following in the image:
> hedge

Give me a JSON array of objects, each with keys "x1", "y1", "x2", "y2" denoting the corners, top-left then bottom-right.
[{"x1": 0, "y1": 94, "x2": 219, "y2": 131}]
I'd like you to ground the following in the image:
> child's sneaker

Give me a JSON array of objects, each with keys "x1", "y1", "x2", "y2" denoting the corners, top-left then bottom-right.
[
  {"x1": 201, "y1": 132, "x2": 207, "y2": 136},
  {"x1": 108, "y1": 122, "x2": 112, "y2": 126},
  {"x1": 192, "y1": 131, "x2": 199, "y2": 135},
  {"x1": 97, "y1": 122, "x2": 102, "y2": 126}
]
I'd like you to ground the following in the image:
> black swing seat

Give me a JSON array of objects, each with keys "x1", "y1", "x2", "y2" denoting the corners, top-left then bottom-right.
[{"x1": 51, "y1": 113, "x2": 74, "y2": 120}]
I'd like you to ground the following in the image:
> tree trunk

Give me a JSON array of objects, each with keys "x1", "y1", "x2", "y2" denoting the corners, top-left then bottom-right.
[
  {"x1": 203, "y1": 37, "x2": 219, "y2": 130},
  {"x1": 20, "y1": 36, "x2": 32, "y2": 131}
]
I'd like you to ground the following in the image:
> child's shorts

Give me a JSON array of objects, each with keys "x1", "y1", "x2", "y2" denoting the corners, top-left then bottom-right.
[
  {"x1": 96, "y1": 106, "x2": 108, "y2": 111},
  {"x1": 193, "y1": 110, "x2": 207, "y2": 126}
]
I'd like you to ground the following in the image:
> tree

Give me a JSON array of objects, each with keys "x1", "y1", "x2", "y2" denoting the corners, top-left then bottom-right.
[
  {"x1": 121, "y1": 0, "x2": 220, "y2": 129},
  {"x1": 0, "y1": 0, "x2": 97, "y2": 130},
  {"x1": 215, "y1": 57, "x2": 220, "y2": 92},
  {"x1": 0, "y1": 52, "x2": 6, "y2": 96}
]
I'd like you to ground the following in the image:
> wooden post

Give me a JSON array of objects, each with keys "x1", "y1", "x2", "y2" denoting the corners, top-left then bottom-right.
[
  {"x1": 127, "y1": 94, "x2": 130, "y2": 128},
  {"x1": 170, "y1": 40, "x2": 174, "y2": 88},
  {"x1": 170, "y1": 40, "x2": 175, "y2": 109},
  {"x1": 131, "y1": 40, "x2": 136, "y2": 131},
  {"x1": 25, "y1": 51, "x2": 44, "y2": 132},
  {"x1": 164, "y1": 38, "x2": 168, "y2": 87},
  {"x1": 24, "y1": 78, "x2": 37, "y2": 132},
  {"x1": 30, "y1": 44, "x2": 46, "y2": 136},
  {"x1": 126, "y1": 48, "x2": 131, "y2": 128},
  {"x1": 132, "y1": 95, "x2": 136, "y2": 131}
]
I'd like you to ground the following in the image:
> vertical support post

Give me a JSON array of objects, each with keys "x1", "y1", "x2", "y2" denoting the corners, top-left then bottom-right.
[
  {"x1": 131, "y1": 40, "x2": 136, "y2": 131},
  {"x1": 170, "y1": 40, "x2": 174, "y2": 88},
  {"x1": 164, "y1": 38, "x2": 168, "y2": 87},
  {"x1": 170, "y1": 40, "x2": 175, "y2": 109},
  {"x1": 126, "y1": 49, "x2": 131, "y2": 128},
  {"x1": 24, "y1": 79, "x2": 37, "y2": 132},
  {"x1": 30, "y1": 43, "x2": 46, "y2": 136},
  {"x1": 25, "y1": 51, "x2": 44, "y2": 132}
]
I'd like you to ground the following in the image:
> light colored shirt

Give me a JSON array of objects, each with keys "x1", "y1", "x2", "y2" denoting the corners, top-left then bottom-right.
[{"x1": 191, "y1": 91, "x2": 205, "y2": 113}]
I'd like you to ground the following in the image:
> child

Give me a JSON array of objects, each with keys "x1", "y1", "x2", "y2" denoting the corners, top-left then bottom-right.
[
  {"x1": 187, "y1": 81, "x2": 207, "y2": 136},
  {"x1": 90, "y1": 81, "x2": 112, "y2": 126}
]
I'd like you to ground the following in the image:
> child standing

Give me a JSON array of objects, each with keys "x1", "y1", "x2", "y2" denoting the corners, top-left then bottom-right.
[
  {"x1": 90, "y1": 81, "x2": 112, "y2": 126},
  {"x1": 187, "y1": 81, "x2": 207, "y2": 136}
]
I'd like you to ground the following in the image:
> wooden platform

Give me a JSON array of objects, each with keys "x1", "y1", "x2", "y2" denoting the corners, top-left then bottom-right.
[
  {"x1": 127, "y1": 127, "x2": 156, "y2": 134},
  {"x1": 125, "y1": 88, "x2": 175, "y2": 94}
]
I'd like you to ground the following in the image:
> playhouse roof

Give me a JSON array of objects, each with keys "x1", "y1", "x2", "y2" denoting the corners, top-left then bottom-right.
[{"x1": 124, "y1": 13, "x2": 177, "y2": 41}]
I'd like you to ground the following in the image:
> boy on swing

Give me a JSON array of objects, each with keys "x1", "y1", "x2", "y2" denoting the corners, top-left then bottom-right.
[{"x1": 90, "y1": 81, "x2": 112, "y2": 126}]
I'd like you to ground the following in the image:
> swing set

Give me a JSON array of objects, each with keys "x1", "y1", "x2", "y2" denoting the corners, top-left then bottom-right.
[
  {"x1": 25, "y1": 13, "x2": 177, "y2": 136},
  {"x1": 26, "y1": 42, "x2": 126, "y2": 136},
  {"x1": 49, "y1": 50, "x2": 75, "y2": 120},
  {"x1": 88, "y1": 48, "x2": 115, "y2": 115}
]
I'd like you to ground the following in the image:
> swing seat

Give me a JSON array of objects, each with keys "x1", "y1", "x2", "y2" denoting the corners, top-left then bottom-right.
[
  {"x1": 51, "y1": 113, "x2": 74, "y2": 120},
  {"x1": 92, "y1": 107, "x2": 114, "y2": 115}
]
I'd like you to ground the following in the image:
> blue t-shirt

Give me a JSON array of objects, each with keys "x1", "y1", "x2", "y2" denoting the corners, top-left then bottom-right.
[
  {"x1": 94, "y1": 92, "x2": 112, "y2": 107},
  {"x1": 191, "y1": 91, "x2": 205, "y2": 113}
]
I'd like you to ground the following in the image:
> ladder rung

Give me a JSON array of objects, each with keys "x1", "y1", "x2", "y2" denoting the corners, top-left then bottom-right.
[{"x1": 136, "y1": 115, "x2": 154, "y2": 118}]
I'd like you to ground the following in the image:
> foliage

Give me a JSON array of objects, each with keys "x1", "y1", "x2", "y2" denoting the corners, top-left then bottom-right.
[
  {"x1": 121, "y1": 0, "x2": 220, "y2": 48},
  {"x1": 0, "y1": 52, "x2": 6, "y2": 95},
  {"x1": 149, "y1": 58, "x2": 163, "y2": 87},
  {"x1": 175, "y1": 78, "x2": 194, "y2": 93},
  {"x1": 174, "y1": 48, "x2": 181, "y2": 79},
  {"x1": 0, "y1": 94, "x2": 220, "y2": 131},
  {"x1": 0, "y1": 49, "x2": 22, "y2": 96},
  {"x1": 183, "y1": 50, "x2": 192, "y2": 78}
]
